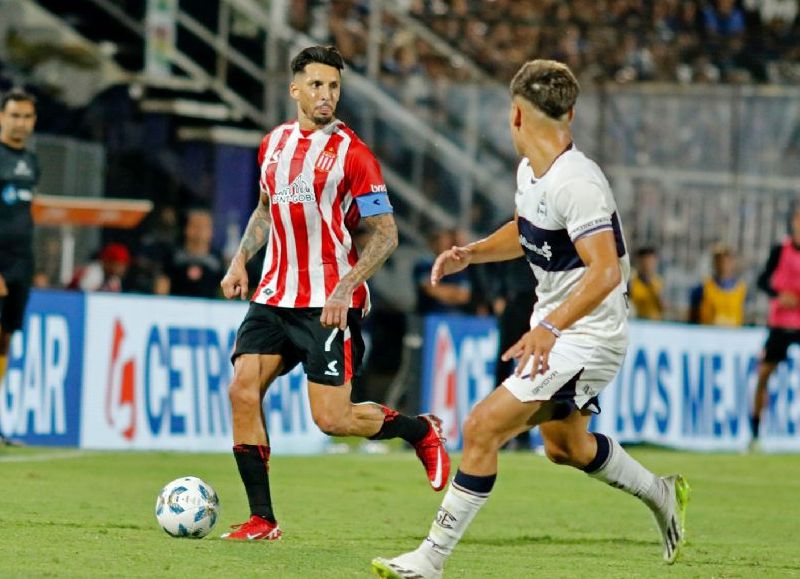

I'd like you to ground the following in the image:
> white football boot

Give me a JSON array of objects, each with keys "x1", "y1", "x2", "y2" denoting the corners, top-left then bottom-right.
[
  {"x1": 372, "y1": 548, "x2": 443, "y2": 579},
  {"x1": 651, "y1": 474, "x2": 691, "y2": 564}
]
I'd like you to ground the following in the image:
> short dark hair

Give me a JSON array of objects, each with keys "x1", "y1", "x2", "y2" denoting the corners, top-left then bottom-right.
[
  {"x1": 1, "y1": 87, "x2": 37, "y2": 111},
  {"x1": 290, "y1": 46, "x2": 344, "y2": 75},
  {"x1": 636, "y1": 246, "x2": 657, "y2": 258},
  {"x1": 510, "y1": 60, "x2": 579, "y2": 120}
]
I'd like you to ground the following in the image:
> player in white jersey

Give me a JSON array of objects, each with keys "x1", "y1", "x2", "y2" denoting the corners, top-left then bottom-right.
[{"x1": 372, "y1": 60, "x2": 690, "y2": 579}]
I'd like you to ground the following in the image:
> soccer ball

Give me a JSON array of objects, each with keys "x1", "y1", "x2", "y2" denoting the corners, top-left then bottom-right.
[{"x1": 155, "y1": 476, "x2": 220, "y2": 538}]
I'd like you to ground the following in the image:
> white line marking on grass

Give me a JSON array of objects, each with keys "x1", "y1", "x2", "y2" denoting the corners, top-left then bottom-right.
[{"x1": 0, "y1": 450, "x2": 90, "y2": 463}]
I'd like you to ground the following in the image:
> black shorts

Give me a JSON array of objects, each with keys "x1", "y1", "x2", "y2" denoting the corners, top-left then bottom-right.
[
  {"x1": 232, "y1": 303, "x2": 365, "y2": 386},
  {"x1": 763, "y1": 328, "x2": 800, "y2": 364},
  {"x1": 0, "y1": 278, "x2": 31, "y2": 333}
]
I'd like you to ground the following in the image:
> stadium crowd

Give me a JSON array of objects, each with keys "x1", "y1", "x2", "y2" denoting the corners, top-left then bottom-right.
[{"x1": 298, "y1": 0, "x2": 800, "y2": 84}]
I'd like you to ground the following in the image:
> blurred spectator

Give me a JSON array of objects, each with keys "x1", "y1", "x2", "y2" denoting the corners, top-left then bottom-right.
[
  {"x1": 413, "y1": 229, "x2": 471, "y2": 315},
  {"x1": 629, "y1": 246, "x2": 665, "y2": 320},
  {"x1": 158, "y1": 208, "x2": 224, "y2": 298},
  {"x1": 703, "y1": 0, "x2": 746, "y2": 36},
  {"x1": 68, "y1": 243, "x2": 130, "y2": 292},
  {"x1": 688, "y1": 243, "x2": 747, "y2": 326},
  {"x1": 32, "y1": 270, "x2": 51, "y2": 288},
  {"x1": 128, "y1": 206, "x2": 179, "y2": 294}
]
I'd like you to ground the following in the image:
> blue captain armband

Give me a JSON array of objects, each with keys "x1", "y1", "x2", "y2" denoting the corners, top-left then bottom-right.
[{"x1": 355, "y1": 192, "x2": 393, "y2": 217}]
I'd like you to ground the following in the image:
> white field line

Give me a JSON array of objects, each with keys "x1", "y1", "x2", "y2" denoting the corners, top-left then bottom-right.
[{"x1": 0, "y1": 450, "x2": 90, "y2": 463}]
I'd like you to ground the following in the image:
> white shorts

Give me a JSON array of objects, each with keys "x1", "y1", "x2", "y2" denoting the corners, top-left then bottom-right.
[{"x1": 502, "y1": 337, "x2": 626, "y2": 414}]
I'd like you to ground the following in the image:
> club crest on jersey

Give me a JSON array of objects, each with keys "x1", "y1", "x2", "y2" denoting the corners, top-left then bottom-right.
[{"x1": 315, "y1": 148, "x2": 337, "y2": 172}]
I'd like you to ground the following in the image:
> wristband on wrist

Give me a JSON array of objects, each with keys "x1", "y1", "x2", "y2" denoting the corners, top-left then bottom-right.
[{"x1": 538, "y1": 319, "x2": 562, "y2": 338}]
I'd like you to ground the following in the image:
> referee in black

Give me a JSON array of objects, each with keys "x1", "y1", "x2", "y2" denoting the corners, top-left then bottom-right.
[{"x1": 0, "y1": 88, "x2": 40, "y2": 445}]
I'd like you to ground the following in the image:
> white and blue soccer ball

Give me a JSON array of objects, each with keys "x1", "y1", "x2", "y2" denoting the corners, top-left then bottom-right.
[{"x1": 155, "y1": 476, "x2": 220, "y2": 538}]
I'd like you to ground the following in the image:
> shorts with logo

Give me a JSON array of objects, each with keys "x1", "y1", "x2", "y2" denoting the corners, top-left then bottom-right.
[
  {"x1": 763, "y1": 328, "x2": 800, "y2": 364},
  {"x1": 502, "y1": 336, "x2": 626, "y2": 414},
  {"x1": 232, "y1": 302, "x2": 365, "y2": 386}
]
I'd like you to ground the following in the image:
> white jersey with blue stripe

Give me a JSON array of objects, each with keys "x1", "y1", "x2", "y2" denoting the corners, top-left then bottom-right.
[{"x1": 515, "y1": 145, "x2": 630, "y2": 347}]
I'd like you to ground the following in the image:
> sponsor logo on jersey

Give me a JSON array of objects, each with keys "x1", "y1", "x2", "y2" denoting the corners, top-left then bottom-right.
[
  {"x1": 315, "y1": 148, "x2": 337, "y2": 172},
  {"x1": 14, "y1": 159, "x2": 32, "y2": 177},
  {"x1": 1, "y1": 184, "x2": 16, "y2": 205},
  {"x1": 370, "y1": 183, "x2": 387, "y2": 193},
  {"x1": 519, "y1": 236, "x2": 553, "y2": 261},
  {"x1": 537, "y1": 199, "x2": 547, "y2": 218},
  {"x1": 1, "y1": 185, "x2": 33, "y2": 205},
  {"x1": 273, "y1": 174, "x2": 315, "y2": 204}
]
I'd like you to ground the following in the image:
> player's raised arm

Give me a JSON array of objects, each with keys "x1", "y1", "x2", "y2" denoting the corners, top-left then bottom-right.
[
  {"x1": 431, "y1": 218, "x2": 523, "y2": 286},
  {"x1": 220, "y1": 191, "x2": 272, "y2": 300},
  {"x1": 320, "y1": 212, "x2": 398, "y2": 329}
]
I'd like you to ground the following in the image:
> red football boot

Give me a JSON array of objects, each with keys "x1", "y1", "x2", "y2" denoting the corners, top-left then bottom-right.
[
  {"x1": 413, "y1": 414, "x2": 450, "y2": 491},
  {"x1": 221, "y1": 515, "x2": 282, "y2": 541}
]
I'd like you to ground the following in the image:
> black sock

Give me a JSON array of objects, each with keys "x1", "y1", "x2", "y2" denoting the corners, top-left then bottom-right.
[
  {"x1": 581, "y1": 432, "x2": 612, "y2": 473},
  {"x1": 750, "y1": 415, "x2": 761, "y2": 439},
  {"x1": 453, "y1": 469, "x2": 496, "y2": 496},
  {"x1": 232, "y1": 444, "x2": 276, "y2": 523},
  {"x1": 369, "y1": 406, "x2": 429, "y2": 444}
]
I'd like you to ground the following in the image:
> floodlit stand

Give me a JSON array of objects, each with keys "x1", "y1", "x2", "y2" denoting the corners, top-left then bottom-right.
[{"x1": 31, "y1": 195, "x2": 153, "y2": 284}]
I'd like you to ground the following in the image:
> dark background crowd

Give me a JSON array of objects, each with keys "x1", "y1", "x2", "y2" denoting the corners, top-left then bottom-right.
[{"x1": 309, "y1": 0, "x2": 800, "y2": 84}]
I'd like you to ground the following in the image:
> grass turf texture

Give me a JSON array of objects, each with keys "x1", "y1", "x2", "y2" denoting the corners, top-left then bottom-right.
[{"x1": 1, "y1": 446, "x2": 797, "y2": 578}]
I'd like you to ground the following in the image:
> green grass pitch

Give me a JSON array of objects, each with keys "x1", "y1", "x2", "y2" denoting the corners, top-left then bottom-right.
[{"x1": 1, "y1": 446, "x2": 798, "y2": 578}]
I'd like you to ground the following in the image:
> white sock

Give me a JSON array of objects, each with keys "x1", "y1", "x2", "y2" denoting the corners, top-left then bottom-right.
[
  {"x1": 588, "y1": 436, "x2": 667, "y2": 511},
  {"x1": 417, "y1": 482, "x2": 489, "y2": 568}
]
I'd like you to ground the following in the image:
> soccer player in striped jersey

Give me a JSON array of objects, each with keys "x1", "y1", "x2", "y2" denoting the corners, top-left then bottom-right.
[
  {"x1": 372, "y1": 60, "x2": 690, "y2": 578},
  {"x1": 219, "y1": 46, "x2": 449, "y2": 541}
]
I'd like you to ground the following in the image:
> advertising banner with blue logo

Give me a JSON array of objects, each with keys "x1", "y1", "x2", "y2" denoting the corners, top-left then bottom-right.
[
  {"x1": 0, "y1": 290, "x2": 85, "y2": 446},
  {"x1": 420, "y1": 315, "x2": 499, "y2": 449},
  {"x1": 421, "y1": 316, "x2": 800, "y2": 453},
  {"x1": 596, "y1": 322, "x2": 800, "y2": 453},
  {"x1": 79, "y1": 294, "x2": 328, "y2": 454}
]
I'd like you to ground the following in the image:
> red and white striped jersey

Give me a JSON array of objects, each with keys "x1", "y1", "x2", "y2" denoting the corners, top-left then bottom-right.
[{"x1": 252, "y1": 120, "x2": 388, "y2": 309}]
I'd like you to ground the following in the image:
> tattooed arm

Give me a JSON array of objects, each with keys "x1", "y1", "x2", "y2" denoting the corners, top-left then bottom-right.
[
  {"x1": 220, "y1": 192, "x2": 272, "y2": 300},
  {"x1": 320, "y1": 213, "x2": 399, "y2": 329}
]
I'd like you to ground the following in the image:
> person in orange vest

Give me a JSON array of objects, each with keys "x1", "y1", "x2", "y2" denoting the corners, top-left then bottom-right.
[
  {"x1": 751, "y1": 206, "x2": 800, "y2": 449},
  {"x1": 688, "y1": 244, "x2": 747, "y2": 326},
  {"x1": 629, "y1": 246, "x2": 665, "y2": 320}
]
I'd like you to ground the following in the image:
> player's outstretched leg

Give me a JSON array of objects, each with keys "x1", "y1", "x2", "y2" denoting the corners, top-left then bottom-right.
[
  {"x1": 578, "y1": 432, "x2": 690, "y2": 563},
  {"x1": 371, "y1": 469, "x2": 493, "y2": 579},
  {"x1": 372, "y1": 388, "x2": 524, "y2": 578},
  {"x1": 314, "y1": 389, "x2": 451, "y2": 492},
  {"x1": 365, "y1": 407, "x2": 450, "y2": 491}
]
